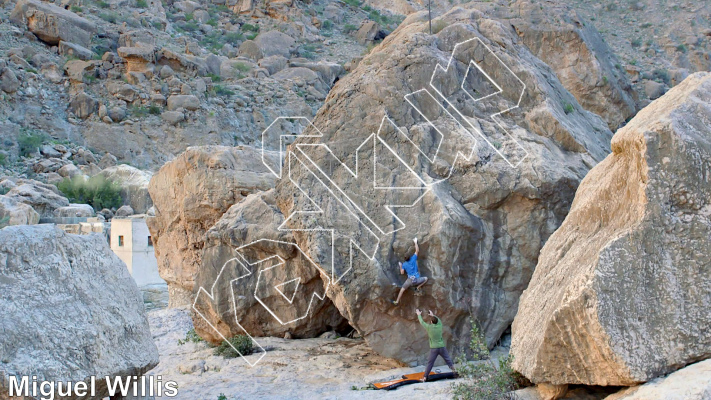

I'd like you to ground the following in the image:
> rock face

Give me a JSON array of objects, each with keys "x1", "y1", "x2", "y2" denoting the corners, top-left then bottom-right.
[
  {"x1": 0, "y1": 225, "x2": 159, "y2": 399},
  {"x1": 147, "y1": 146, "x2": 278, "y2": 306},
  {"x1": 605, "y1": 359, "x2": 711, "y2": 400},
  {"x1": 100, "y1": 164, "x2": 153, "y2": 214},
  {"x1": 267, "y1": 7, "x2": 612, "y2": 364},
  {"x1": 0, "y1": 195, "x2": 39, "y2": 226},
  {"x1": 10, "y1": 0, "x2": 97, "y2": 47},
  {"x1": 4, "y1": 178, "x2": 70, "y2": 218},
  {"x1": 193, "y1": 190, "x2": 349, "y2": 342},
  {"x1": 511, "y1": 73, "x2": 711, "y2": 385},
  {"x1": 500, "y1": 0, "x2": 637, "y2": 130}
]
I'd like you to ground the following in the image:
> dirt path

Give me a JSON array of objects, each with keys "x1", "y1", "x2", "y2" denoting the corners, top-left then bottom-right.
[{"x1": 146, "y1": 307, "x2": 464, "y2": 400}]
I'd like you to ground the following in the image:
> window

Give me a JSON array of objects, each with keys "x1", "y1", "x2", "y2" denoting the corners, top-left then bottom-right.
[
  {"x1": 147, "y1": 236, "x2": 153, "y2": 247},
  {"x1": 118, "y1": 235, "x2": 124, "y2": 247}
]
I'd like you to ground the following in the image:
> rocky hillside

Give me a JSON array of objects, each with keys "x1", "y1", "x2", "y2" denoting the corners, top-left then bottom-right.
[{"x1": 0, "y1": 0, "x2": 401, "y2": 174}]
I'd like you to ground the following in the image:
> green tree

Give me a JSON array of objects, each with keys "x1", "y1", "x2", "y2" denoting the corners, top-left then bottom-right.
[
  {"x1": 18, "y1": 131, "x2": 48, "y2": 157},
  {"x1": 57, "y1": 175, "x2": 123, "y2": 211}
]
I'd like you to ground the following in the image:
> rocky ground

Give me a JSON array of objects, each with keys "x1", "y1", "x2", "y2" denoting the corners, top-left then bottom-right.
[
  {"x1": 146, "y1": 306, "x2": 477, "y2": 400},
  {"x1": 1, "y1": 0, "x2": 711, "y2": 399}
]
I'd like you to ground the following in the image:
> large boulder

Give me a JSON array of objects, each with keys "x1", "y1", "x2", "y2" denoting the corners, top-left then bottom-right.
[
  {"x1": 10, "y1": 0, "x2": 97, "y2": 47},
  {"x1": 54, "y1": 203, "x2": 95, "y2": 218},
  {"x1": 267, "y1": 7, "x2": 613, "y2": 364},
  {"x1": 497, "y1": 0, "x2": 637, "y2": 130},
  {"x1": 0, "y1": 195, "x2": 39, "y2": 226},
  {"x1": 146, "y1": 146, "x2": 278, "y2": 306},
  {"x1": 5, "y1": 178, "x2": 70, "y2": 218},
  {"x1": 69, "y1": 91, "x2": 98, "y2": 119},
  {"x1": 0, "y1": 225, "x2": 159, "y2": 399},
  {"x1": 511, "y1": 73, "x2": 711, "y2": 385},
  {"x1": 605, "y1": 359, "x2": 711, "y2": 400},
  {"x1": 253, "y1": 30, "x2": 296, "y2": 58},
  {"x1": 193, "y1": 189, "x2": 350, "y2": 343},
  {"x1": 99, "y1": 164, "x2": 153, "y2": 214}
]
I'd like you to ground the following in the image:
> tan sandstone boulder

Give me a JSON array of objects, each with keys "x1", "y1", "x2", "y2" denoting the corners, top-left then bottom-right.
[
  {"x1": 10, "y1": 0, "x2": 97, "y2": 47},
  {"x1": 193, "y1": 189, "x2": 349, "y2": 342},
  {"x1": 146, "y1": 146, "x2": 278, "y2": 306},
  {"x1": 0, "y1": 195, "x2": 40, "y2": 226},
  {"x1": 511, "y1": 73, "x2": 711, "y2": 385},
  {"x1": 266, "y1": 6, "x2": 613, "y2": 364},
  {"x1": 99, "y1": 164, "x2": 153, "y2": 214},
  {"x1": 4, "y1": 178, "x2": 70, "y2": 218}
]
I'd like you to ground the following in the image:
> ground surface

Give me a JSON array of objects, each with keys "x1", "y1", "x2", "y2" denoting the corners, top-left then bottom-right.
[{"x1": 146, "y1": 307, "x2": 493, "y2": 400}]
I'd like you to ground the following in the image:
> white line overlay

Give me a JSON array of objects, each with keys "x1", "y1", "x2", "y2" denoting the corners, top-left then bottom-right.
[{"x1": 194, "y1": 35, "x2": 527, "y2": 366}]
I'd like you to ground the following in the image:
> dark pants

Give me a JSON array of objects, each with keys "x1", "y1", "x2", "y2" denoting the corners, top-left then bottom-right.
[{"x1": 424, "y1": 347, "x2": 454, "y2": 379}]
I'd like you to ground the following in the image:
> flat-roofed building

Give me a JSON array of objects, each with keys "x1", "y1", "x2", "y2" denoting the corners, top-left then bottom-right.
[{"x1": 110, "y1": 216, "x2": 164, "y2": 287}]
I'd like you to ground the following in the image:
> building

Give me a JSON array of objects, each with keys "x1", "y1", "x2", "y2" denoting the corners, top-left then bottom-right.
[{"x1": 110, "y1": 216, "x2": 165, "y2": 287}]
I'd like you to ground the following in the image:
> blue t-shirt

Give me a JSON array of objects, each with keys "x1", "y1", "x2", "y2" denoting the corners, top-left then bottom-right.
[{"x1": 402, "y1": 254, "x2": 419, "y2": 279}]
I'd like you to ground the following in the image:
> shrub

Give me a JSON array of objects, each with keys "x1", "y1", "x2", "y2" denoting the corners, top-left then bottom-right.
[
  {"x1": 56, "y1": 175, "x2": 123, "y2": 211},
  {"x1": 217, "y1": 395, "x2": 227, "y2": 400},
  {"x1": 70, "y1": 5, "x2": 83, "y2": 12},
  {"x1": 630, "y1": 38, "x2": 642, "y2": 47},
  {"x1": 18, "y1": 130, "x2": 48, "y2": 157},
  {"x1": 224, "y1": 32, "x2": 243, "y2": 43},
  {"x1": 676, "y1": 44, "x2": 687, "y2": 53},
  {"x1": 343, "y1": 0, "x2": 361, "y2": 6},
  {"x1": 563, "y1": 102, "x2": 574, "y2": 114},
  {"x1": 321, "y1": 19, "x2": 333, "y2": 30},
  {"x1": 343, "y1": 23, "x2": 357, "y2": 34},
  {"x1": 136, "y1": 0, "x2": 148, "y2": 8},
  {"x1": 148, "y1": 105, "x2": 161, "y2": 115},
  {"x1": 99, "y1": 12, "x2": 118, "y2": 23},
  {"x1": 241, "y1": 23, "x2": 259, "y2": 32},
  {"x1": 246, "y1": 32, "x2": 258, "y2": 40},
  {"x1": 211, "y1": 84, "x2": 235, "y2": 96},
  {"x1": 183, "y1": 21, "x2": 199, "y2": 32},
  {"x1": 231, "y1": 62, "x2": 251, "y2": 73},
  {"x1": 0, "y1": 153, "x2": 7, "y2": 166},
  {"x1": 0, "y1": 216, "x2": 10, "y2": 229},
  {"x1": 213, "y1": 335, "x2": 254, "y2": 358},
  {"x1": 96, "y1": 0, "x2": 110, "y2": 8},
  {"x1": 177, "y1": 328, "x2": 205, "y2": 345},
  {"x1": 652, "y1": 68, "x2": 670, "y2": 85},
  {"x1": 451, "y1": 320, "x2": 528, "y2": 400},
  {"x1": 130, "y1": 105, "x2": 150, "y2": 117},
  {"x1": 432, "y1": 19, "x2": 448, "y2": 34}
]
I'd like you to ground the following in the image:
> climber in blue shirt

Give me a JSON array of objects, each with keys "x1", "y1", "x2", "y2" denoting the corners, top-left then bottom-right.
[{"x1": 391, "y1": 237, "x2": 428, "y2": 305}]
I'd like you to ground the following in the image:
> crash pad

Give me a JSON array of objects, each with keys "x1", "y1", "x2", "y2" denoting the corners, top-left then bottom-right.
[{"x1": 372, "y1": 371, "x2": 456, "y2": 390}]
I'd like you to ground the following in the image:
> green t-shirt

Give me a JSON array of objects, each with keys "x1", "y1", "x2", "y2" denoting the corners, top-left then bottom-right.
[{"x1": 418, "y1": 315, "x2": 445, "y2": 348}]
